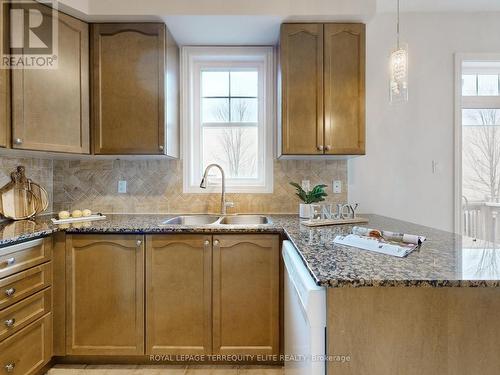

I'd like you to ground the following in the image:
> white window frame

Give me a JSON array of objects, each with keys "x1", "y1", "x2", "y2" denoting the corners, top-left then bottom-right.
[
  {"x1": 454, "y1": 53, "x2": 500, "y2": 234},
  {"x1": 182, "y1": 46, "x2": 275, "y2": 194}
]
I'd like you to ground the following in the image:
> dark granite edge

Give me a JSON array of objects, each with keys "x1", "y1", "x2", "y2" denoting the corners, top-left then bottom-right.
[
  {"x1": 320, "y1": 279, "x2": 500, "y2": 288},
  {"x1": 64, "y1": 227, "x2": 285, "y2": 235},
  {"x1": 0, "y1": 229, "x2": 59, "y2": 247}
]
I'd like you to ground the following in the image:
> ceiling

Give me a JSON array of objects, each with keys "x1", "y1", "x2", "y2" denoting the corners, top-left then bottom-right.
[{"x1": 56, "y1": 0, "x2": 500, "y2": 45}]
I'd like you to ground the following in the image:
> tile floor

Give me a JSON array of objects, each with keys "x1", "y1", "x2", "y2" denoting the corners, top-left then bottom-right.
[{"x1": 48, "y1": 365, "x2": 284, "y2": 375}]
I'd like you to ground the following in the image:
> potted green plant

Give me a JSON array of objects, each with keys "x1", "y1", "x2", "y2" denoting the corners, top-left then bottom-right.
[{"x1": 289, "y1": 182, "x2": 328, "y2": 218}]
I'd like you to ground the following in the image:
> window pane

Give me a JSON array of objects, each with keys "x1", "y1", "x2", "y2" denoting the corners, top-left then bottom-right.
[
  {"x1": 202, "y1": 127, "x2": 258, "y2": 179},
  {"x1": 202, "y1": 71, "x2": 229, "y2": 97},
  {"x1": 462, "y1": 109, "x2": 500, "y2": 207},
  {"x1": 463, "y1": 109, "x2": 500, "y2": 126},
  {"x1": 462, "y1": 74, "x2": 477, "y2": 96},
  {"x1": 477, "y1": 74, "x2": 499, "y2": 96},
  {"x1": 230, "y1": 71, "x2": 258, "y2": 97},
  {"x1": 202, "y1": 98, "x2": 229, "y2": 122},
  {"x1": 230, "y1": 98, "x2": 258, "y2": 122}
]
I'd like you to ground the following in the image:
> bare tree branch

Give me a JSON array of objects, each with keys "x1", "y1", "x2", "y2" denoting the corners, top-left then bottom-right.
[
  {"x1": 209, "y1": 98, "x2": 257, "y2": 177},
  {"x1": 464, "y1": 109, "x2": 500, "y2": 202}
]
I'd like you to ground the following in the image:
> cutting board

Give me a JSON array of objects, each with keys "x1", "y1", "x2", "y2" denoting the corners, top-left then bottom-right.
[
  {"x1": 51, "y1": 215, "x2": 106, "y2": 224},
  {"x1": 301, "y1": 217, "x2": 369, "y2": 227}
]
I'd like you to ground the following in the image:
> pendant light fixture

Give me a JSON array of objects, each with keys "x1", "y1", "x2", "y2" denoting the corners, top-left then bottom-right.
[{"x1": 390, "y1": 0, "x2": 408, "y2": 103}]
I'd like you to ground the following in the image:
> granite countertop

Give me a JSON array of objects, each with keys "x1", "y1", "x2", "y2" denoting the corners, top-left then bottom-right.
[{"x1": 1, "y1": 213, "x2": 498, "y2": 288}]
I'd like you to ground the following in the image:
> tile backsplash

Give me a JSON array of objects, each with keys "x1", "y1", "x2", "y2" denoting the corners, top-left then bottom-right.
[
  {"x1": 0, "y1": 156, "x2": 54, "y2": 213},
  {"x1": 52, "y1": 159, "x2": 347, "y2": 214}
]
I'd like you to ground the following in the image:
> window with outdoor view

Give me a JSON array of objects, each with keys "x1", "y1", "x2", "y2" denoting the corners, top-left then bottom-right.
[
  {"x1": 183, "y1": 47, "x2": 274, "y2": 193},
  {"x1": 460, "y1": 60, "x2": 500, "y2": 242}
]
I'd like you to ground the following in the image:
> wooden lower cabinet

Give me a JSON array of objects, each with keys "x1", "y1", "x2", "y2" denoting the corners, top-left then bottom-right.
[
  {"x1": 65, "y1": 234, "x2": 144, "y2": 355},
  {"x1": 61, "y1": 233, "x2": 280, "y2": 360},
  {"x1": 0, "y1": 313, "x2": 52, "y2": 375},
  {"x1": 0, "y1": 237, "x2": 52, "y2": 280},
  {"x1": 146, "y1": 235, "x2": 212, "y2": 355},
  {"x1": 212, "y1": 234, "x2": 280, "y2": 356}
]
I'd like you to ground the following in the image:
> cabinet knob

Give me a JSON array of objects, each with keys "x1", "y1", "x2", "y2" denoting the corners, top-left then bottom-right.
[
  {"x1": 4, "y1": 363, "x2": 15, "y2": 373},
  {"x1": 317, "y1": 145, "x2": 324, "y2": 151},
  {"x1": 4, "y1": 318, "x2": 15, "y2": 328},
  {"x1": 204, "y1": 240, "x2": 210, "y2": 246},
  {"x1": 13, "y1": 138, "x2": 22, "y2": 145},
  {"x1": 325, "y1": 145, "x2": 331, "y2": 151},
  {"x1": 5, "y1": 257, "x2": 15, "y2": 266},
  {"x1": 4, "y1": 288, "x2": 16, "y2": 297},
  {"x1": 213, "y1": 240, "x2": 220, "y2": 247},
  {"x1": 159, "y1": 145, "x2": 164, "y2": 151},
  {"x1": 136, "y1": 240, "x2": 142, "y2": 247}
]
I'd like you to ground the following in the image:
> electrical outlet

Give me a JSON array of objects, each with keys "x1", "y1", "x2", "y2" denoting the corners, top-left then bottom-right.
[
  {"x1": 333, "y1": 180, "x2": 342, "y2": 194},
  {"x1": 118, "y1": 180, "x2": 127, "y2": 194}
]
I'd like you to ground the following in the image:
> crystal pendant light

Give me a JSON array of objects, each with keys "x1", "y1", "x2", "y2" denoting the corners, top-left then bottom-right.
[{"x1": 390, "y1": 0, "x2": 408, "y2": 103}]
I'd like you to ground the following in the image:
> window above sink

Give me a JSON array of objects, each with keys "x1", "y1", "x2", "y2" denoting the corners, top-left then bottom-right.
[{"x1": 182, "y1": 47, "x2": 275, "y2": 194}]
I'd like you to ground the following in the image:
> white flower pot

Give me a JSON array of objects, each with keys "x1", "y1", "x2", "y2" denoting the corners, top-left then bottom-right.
[{"x1": 299, "y1": 203, "x2": 312, "y2": 219}]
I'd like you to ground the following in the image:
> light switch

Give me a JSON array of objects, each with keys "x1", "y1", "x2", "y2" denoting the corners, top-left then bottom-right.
[
  {"x1": 333, "y1": 180, "x2": 342, "y2": 194},
  {"x1": 118, "y1": 180, "x2": 127, "y2": 193}
]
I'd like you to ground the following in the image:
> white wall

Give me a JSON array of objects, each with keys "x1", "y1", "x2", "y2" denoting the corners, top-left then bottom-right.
[{"x1": 349, "y1": 11, "x2": 500, "y2": 232}]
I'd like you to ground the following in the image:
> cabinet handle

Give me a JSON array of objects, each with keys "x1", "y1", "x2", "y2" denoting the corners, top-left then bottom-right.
[
  {"x1": 4, "y1": 363, "x2": 15, "y2": 373},
  {"x1": 4, "y1": 318, "x2": 15, "y2": 328},
  {"x1": 136, "y1": 240, "x2": 142, "y2": 247},
  {"x1": 13, "y1": 138, "x2": 22, "y2": 145},
  {"x1": 213, "y1": 240, "x2": 220, "y2": 247},
  {"x1": 204, "y1": 240, "x2": 210, "y2": 247},
  {"x1": 325, "y1": 145, "x2": 331, "y2": 151},
  {"x1": 317, "y1": 145, "x2": 324, "y2": 152},
  {"x1": 159, "y1": 145, "x2": 164, "y2": 151},
  {"x1": 5, "y1": 288, "x2": 16, "y2": 297},
  {"x1": 5, "y1": 258, "x2": 15, "y2": 266}
]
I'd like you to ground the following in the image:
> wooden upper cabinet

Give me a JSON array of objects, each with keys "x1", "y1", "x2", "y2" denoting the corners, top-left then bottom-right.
[
  {"x1": 91, "y1": 23, "x2": 179, "y2": 156},
  {"x1": 212, "y1": 234, "x2": 280, "y2": 356},
  {"x1": 65, "y1": 234, "x2": 144, "y2": 356},
  {"x1": 0, "y1": 67, "x2": 9, "y2": 148},
  {"x1": 0, "y1": 0, "x2": 8, "y2": 148},
  {"x1": 324, "y1": 23, "x2": 365, "y2": 155},
  {"x1": 280, "y1": 23, "x2": 324, "y2": 155},
  {"x1": 146, "y1": 235, "x2": 212, "y2": 355},
  {"x1": 279, "y1": 23, "x2": 365, "y2": 156},
  {"x1": 11, "y1": 4, "x2": 89, "y2": 153}
]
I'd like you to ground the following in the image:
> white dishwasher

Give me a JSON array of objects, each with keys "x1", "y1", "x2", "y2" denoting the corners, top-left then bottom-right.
[{"x1": 283, "y1": 240, "x2": 326, "y2": 375}]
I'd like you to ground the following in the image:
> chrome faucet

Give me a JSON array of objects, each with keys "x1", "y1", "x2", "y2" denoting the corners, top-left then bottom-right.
[{"x1": 200, "y1": 164, "x2": 234, "y2": 215}]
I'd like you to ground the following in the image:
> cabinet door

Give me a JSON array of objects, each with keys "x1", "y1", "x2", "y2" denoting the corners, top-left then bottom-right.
[
  {"x1": 280, "y1": 23, "x2": 324, "y2": 155},
  {"x1": 146, "y1": 235, "x2": 212, "y2": 355},
  {"x1": 213, "y1": 234, "x2": 280, "y2": 356},
  {"x1": 0, "y1": 3, "x2": 8, "y2": 148},
  {"x1": 11, "y1": 3, "x2": 89, "y2": 153},
  {"x1": 0, "y1": 313, "x2": 52, "y2": 375},
  {"x1": 92, "y1": 23, "x2": 166, "y2": 155},
  {"x1": 324, "y1": 23, "x2": 365, "y2": 155},
  {"x1": 66, "y1": 234, "x2": 144, "y2": 355},
  {"x1": 0, "y1": 68, "x2": 9, "y2": 148}
]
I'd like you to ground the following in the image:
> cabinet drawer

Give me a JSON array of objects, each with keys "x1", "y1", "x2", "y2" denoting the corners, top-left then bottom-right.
[
  {"x1": 0, "y1": 313, "x2": 52, "y2": 375},
  {"x1": 0, "y1": 263, "x2": 52, "y2": 310},
  {"x1": 0, "y1": 238, "x2": 52, "y2": 279},
  {"x1": 0, "y1": 289, "x2": 51, "y2": 342}
]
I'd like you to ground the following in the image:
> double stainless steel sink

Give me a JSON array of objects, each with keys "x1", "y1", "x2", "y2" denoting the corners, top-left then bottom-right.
[{"x1": 162, "y1": 214, "x2": 271, "y2": 226}]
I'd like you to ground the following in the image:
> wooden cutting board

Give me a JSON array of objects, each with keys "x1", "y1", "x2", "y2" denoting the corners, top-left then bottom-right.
[
  {"x1": 301, "y1": 217, "x2": 369, "y2": 227},
  {"x1": 0, "y1": 186, "x2": 39, "y2": 220}
]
